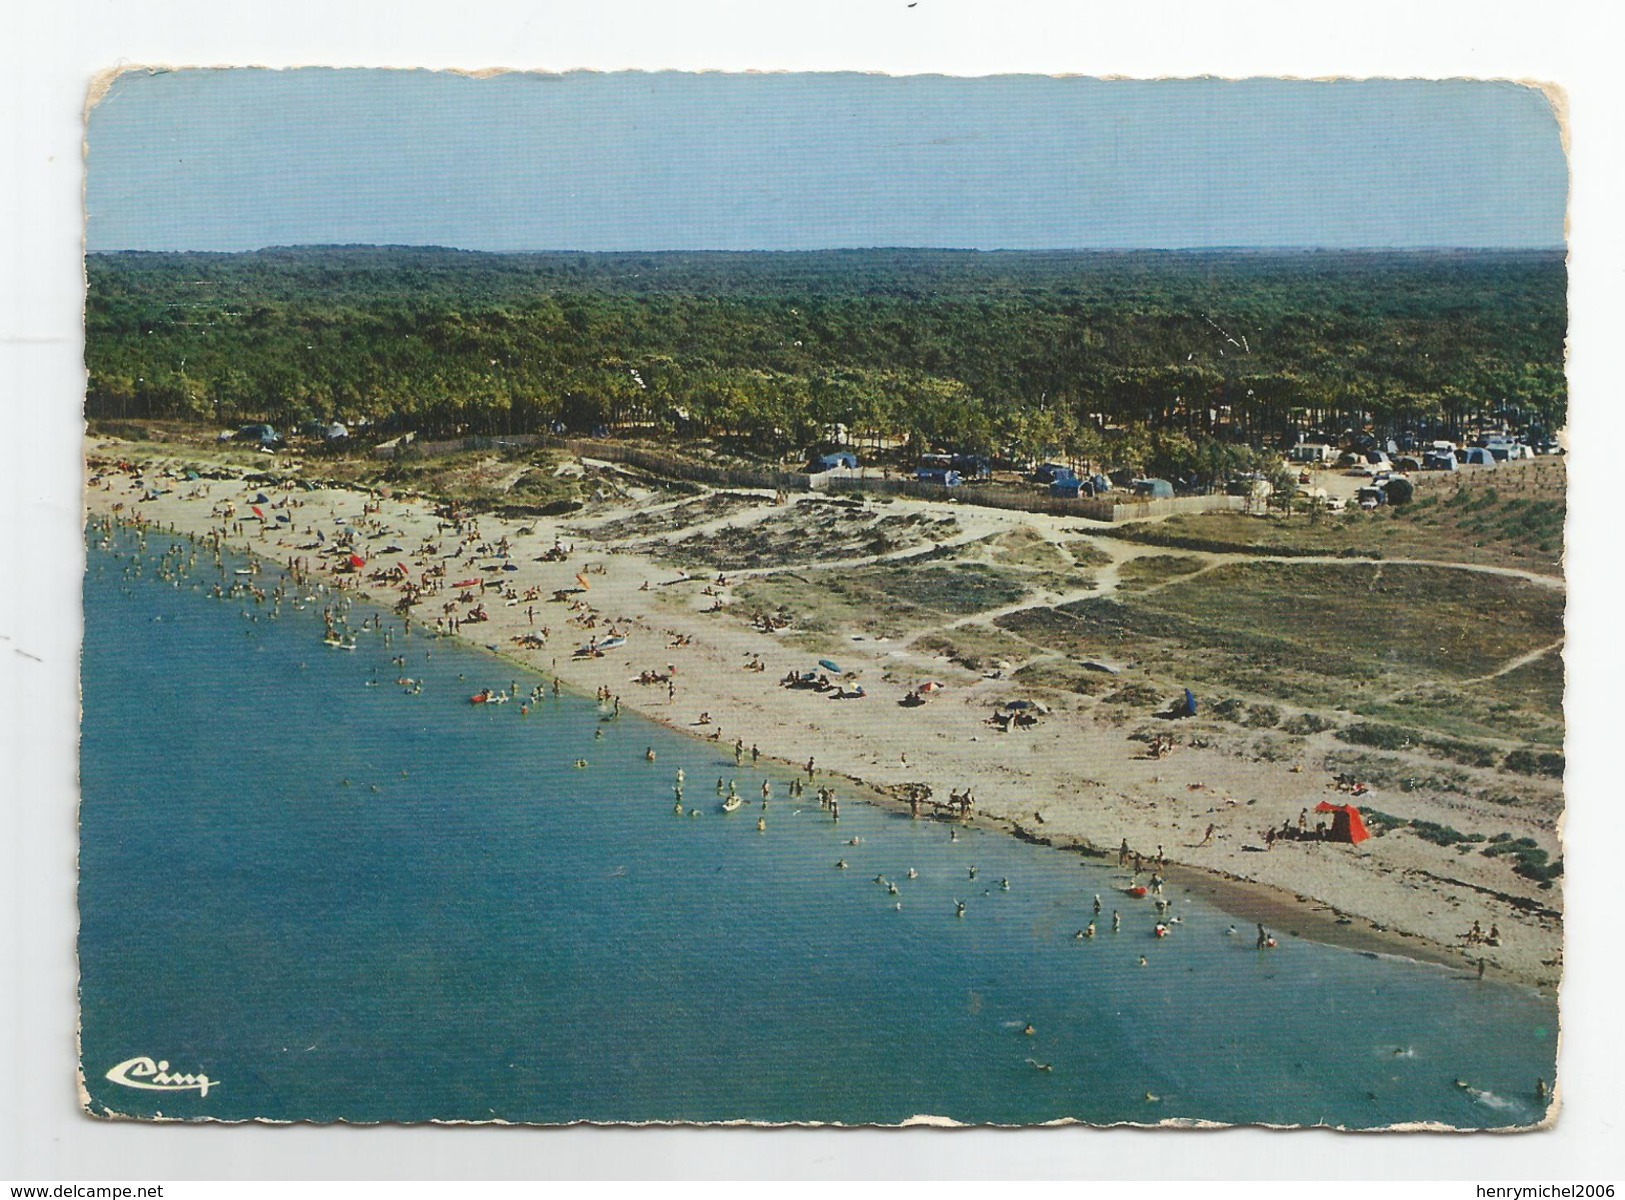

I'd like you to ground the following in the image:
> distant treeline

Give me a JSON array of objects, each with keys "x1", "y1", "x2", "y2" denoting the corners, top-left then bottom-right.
[{"x1": 85, "y1": 246, "x2": 1567, "y2": 461}]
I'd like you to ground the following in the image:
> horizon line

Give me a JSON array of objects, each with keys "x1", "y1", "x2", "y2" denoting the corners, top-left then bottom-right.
[{"x1": 89, "y1": 242, "x2": 1570, "y2": 257}]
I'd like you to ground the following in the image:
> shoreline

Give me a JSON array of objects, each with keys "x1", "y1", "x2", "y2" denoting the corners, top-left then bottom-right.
[
  {"x1": 83, "y1": 442, "x2": 1563, "y2": 992},
  {"x1": 599, "y1": 690, "x2": 1543, "y2": 990}
]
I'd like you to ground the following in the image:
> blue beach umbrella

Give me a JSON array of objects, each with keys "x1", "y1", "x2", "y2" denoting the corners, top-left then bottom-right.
[{"x1": 818, "y1": 659, "x2": 842, "y2": 674}]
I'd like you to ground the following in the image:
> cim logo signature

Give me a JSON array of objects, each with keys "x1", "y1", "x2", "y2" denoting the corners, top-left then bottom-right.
[{"x1": 105, "y1": 1056, "x2": 220, "y2": 1098}]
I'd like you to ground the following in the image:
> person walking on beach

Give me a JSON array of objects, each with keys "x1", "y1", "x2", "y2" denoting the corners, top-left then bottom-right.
[
  {"x1": 1199, "y1": 823, "x2": 1215, "y2": 846},
  {"x1": 1119, "y1": 839, "x2": 1131, "y2": 867},
  {"x1": 1256, "y1": 923, "x2": 1270, "y2": 949},
  {"x1": 806, "y1": 757, "x2": 816, "y2": 778},
  {"x1": 734, "y1": 738, "x2": 744, "y2": 766},
  {"x1": 751, "y1": 743, "x2": 760, "y2": 764}
]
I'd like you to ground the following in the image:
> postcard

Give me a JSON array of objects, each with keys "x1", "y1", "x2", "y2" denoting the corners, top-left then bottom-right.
[{"x1": 79, "y1": 68, "x2": 1565, "y2": 1127}]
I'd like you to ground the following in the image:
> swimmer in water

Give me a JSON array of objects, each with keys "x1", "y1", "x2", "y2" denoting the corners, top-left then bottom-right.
[
  {"x1": 955, "y1": 901, "x2": 966, "y2": 918},
  {"x1": 1023, "y1": 1024, "x2": 1036, "y2": 1037},
  {"x1": 907, "y1": 868, "x2": 918, "y2": 880},
  {"x1": 1139, "y1": 955, "x2": 1149, "y2": 967},
  {"x1": 999, "y1": 878, "x2": 1010, "y2": 891},
  {"x1": 836, "y1": 859, "x2": 848, "y2": 870},
  {"x1": 1084, "y1": 921, "x2": 1096, "y2": 938},
  {"x1": 757, "y1": 817, "x2": 766, "y2": 832},
  {"x1": 1112, "y1": 910, "x2": 1121, "y2": 932},
  {"x1": 645, "y1": 747, "x2": 656, "y2": 762}
]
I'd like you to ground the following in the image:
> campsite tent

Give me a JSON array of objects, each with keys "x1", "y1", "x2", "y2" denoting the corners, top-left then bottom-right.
[
  {"x1": 813, "y1": 451, "x2": 859, "y2": 472},
  {"x1": 1134, "y1": 478, "x2": 1175, "y2": 499},
  {"x1": 1314, "y1": 801, "x2": 1372, "y2": 845},
  {"x1": 1460, "y1": 447, "x2": 1498, "y2": 467},
  {"x1": 1381, "y1": 476, "x2": 1416, "y2": 506}
]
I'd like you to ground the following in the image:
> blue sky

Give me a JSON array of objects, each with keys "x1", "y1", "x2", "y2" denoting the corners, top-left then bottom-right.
[{"x1": 86, "y1": 69, "x2": 1567, "y2": 252}]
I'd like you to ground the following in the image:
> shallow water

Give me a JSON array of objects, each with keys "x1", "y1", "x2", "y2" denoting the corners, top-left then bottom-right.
[{"x1": 78, "y1": 526, "x2": 1558, "y2": 1126}]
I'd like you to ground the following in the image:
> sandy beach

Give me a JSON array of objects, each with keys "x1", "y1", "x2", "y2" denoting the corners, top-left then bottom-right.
[{"x1": 84, "y1": 438, "x2": 1564, "y2": 992}]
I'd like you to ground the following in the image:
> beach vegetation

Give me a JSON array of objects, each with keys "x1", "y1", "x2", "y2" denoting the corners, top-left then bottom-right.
[
  {"x1": 1502, "y1": 748, "x2": 1565, "y2": 778},
  {"x1": 1061, "y1": 539, "x2": 1114, "y2": 568},
  {"x1": 1114, "y1": 554, "x2": 1208, "y2": 591},
  {"x1": 1281, "y1": 711, "x2": 1336, "y2": 735}
]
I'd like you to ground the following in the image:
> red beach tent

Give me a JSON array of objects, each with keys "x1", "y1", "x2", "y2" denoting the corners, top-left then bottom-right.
[{"x1": 1314, "y1": 801, "x2": 1372, "y2": 845}]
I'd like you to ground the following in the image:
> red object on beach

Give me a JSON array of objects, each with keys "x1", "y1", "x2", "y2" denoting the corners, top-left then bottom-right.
[
  {"x1": 1314, "y1": 801, "x2": 1372, "y2": 844},
  {"x1": 470, "y1": 692, "x2": 488, "y2": 704},
  {"x1": 1127, "y1": 885, "x2": 1149, "y2": 898},
  {"x1": 349, "y1": 554, "x2": 366, "y2": 569},
  {"x1": 454, "y1": 578, "x2": 483, "y2": 589},
  {"x1": 398, "y1": 562, "x2": 411, "y2": 578},
  {"x1": 251, "y1": 505, "x2": 266, "y2": 520}
]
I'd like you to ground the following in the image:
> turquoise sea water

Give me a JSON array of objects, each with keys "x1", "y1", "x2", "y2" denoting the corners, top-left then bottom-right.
[{"x1": 79, "y1": 526, "x2": 1558, "y2": 1127}]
